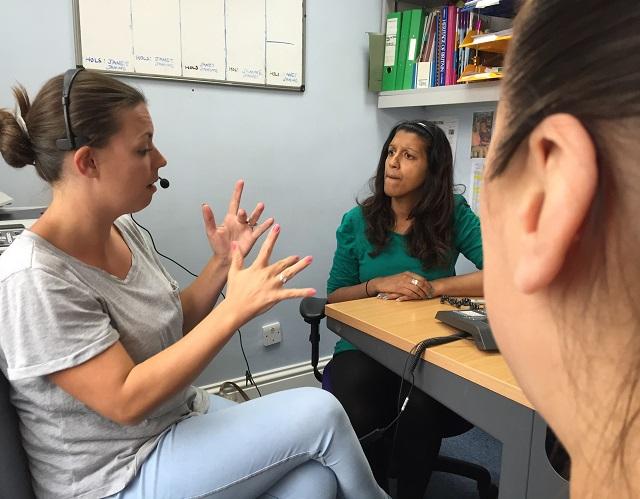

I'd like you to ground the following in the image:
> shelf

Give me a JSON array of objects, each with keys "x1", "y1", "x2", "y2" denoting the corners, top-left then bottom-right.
[{"x1": 377, "y1": 81, "x2": 500, "y2": 108}]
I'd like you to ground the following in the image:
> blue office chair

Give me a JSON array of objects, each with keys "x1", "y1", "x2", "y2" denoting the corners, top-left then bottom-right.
[
  {"x1": 300, "y1": 297, "x2": 498, "y2": 499},
  {"x1": 0, "y1": 370, "x2": 36, "y2": 499}
]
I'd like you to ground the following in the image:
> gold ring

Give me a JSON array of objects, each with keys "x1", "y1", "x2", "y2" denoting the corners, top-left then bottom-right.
[{"x1": 410, "y1": 278, "x2": 419, "y2": 286}]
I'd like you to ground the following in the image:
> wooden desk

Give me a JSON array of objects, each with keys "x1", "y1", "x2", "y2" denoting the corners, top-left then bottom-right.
[{"x1": 325, "y1": 298, "x2": 568, "y2": 499}]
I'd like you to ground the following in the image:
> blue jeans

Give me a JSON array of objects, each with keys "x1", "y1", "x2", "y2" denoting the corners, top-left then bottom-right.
[{"x1": 110, "y1": 387, "x2": 388, "y2": 499}]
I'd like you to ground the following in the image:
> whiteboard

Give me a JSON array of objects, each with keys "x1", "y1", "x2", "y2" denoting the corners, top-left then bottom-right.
[{"x1": 73, "y1": 0, "x2": 305, "y2": 91}]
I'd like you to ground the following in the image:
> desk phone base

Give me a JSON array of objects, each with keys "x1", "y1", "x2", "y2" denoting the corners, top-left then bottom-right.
[{"x1": 435, "y1": 310, "x2": 499, "y2": 352}]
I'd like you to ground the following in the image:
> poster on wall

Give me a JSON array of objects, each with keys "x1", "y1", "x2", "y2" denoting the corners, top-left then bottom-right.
[
  {"x1": 470, "y1": 111, "x2": 494, "y2": 158},
  {"x1": 469, "y1": 159, "x2": 485, "y2": 213}
]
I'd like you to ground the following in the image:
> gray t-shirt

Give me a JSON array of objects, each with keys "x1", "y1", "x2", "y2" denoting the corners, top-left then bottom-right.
[{"x1": 0, "y1": 216, "x2": 209, "y2": 498}]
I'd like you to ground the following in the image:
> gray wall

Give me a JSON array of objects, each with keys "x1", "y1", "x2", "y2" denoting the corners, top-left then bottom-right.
[{"x1": 0, "y1": 0, "x2": 494, "y2": 386}]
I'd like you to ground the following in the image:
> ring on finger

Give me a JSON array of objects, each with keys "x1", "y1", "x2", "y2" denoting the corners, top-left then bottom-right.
[
  {"x1": 277, "y1": 273, "x2": 288, "y2": 285},
  {"x1": 410, "y1": 278, "x2": 419, "y2": 286}
]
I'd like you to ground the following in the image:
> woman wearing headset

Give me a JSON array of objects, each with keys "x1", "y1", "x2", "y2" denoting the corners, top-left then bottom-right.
[{"x1": 0, "y1": 69, "x2": 388, "y2": 499}]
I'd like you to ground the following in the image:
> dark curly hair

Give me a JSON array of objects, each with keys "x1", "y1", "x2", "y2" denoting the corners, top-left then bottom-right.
[{"x1": 359, "y1": 120, "x2": 455, "y2": 269}]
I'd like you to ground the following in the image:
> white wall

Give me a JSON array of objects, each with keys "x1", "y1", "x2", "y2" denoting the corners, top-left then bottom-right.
[{"x1": 0, "y1": 0, "x2": 493, "y2": 385}]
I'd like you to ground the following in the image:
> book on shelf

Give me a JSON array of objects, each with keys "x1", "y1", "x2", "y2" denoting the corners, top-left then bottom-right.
[
  {"x1": 416, "y1": 11, "x2": 438, "y2": 89},
  {"x1": 380, "y1": 1, "x2": 514, "y2": 93}
]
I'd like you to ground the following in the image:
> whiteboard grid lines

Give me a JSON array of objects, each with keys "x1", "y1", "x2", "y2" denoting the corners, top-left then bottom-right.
[{"x1": 74, "y1": 0, "x2": 304, "y2": 90}]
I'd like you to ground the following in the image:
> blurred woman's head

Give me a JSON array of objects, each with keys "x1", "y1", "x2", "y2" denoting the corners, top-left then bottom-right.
[{"x1": 481, "y1": 0, "x2": 640, "y2": 492}]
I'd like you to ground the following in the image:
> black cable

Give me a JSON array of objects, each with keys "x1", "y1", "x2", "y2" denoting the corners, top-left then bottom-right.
[
  {"x1": 130, "y1": 214, "x2": 198, "y2": 278},
  {"x1": 358, "y1": 331, "x2": 469, "y2": 445},
  {"x1": 129, "y1": 213, "x2": 262, "y2": 397}
]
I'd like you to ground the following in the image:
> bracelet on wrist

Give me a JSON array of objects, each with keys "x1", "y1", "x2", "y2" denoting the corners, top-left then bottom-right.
[{"x1": 365, "y1": 279, "x2": 373, "y2": 297}]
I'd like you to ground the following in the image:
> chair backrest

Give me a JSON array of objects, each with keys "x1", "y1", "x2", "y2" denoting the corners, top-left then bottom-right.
[{"x1": 0, "y1": 370, "x2": 35, "y2": 499}]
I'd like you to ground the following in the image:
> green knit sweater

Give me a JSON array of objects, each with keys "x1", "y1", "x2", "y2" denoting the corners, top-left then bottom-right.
[{"x1": 327, "y1": 194, "x2": 483, "y2": 355}]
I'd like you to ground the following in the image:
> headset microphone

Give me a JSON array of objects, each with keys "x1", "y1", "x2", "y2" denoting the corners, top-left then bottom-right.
[{"x1": 159, "y1": 177, "x2": 170, "y2": 189}]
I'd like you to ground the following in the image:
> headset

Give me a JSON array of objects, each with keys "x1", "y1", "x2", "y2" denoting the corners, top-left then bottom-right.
[
  {"x1": 55, "y1": 68, "x2": 89, "y2": 151},
  {"x1": 56, "y1": 67, "x2": 170, "y2": 188}
]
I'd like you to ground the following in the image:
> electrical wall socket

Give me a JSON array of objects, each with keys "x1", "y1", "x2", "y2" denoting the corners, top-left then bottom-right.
[{"x1": 262, "y1": 322, "x2": 282, "y2": 346}]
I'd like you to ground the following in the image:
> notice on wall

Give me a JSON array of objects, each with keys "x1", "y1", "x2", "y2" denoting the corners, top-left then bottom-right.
[
  {"x1": 470, "y1": 111, "x2": 494, "y2": 159},
  {"x1": 431, "y1": 116, "x2": 459, "y2": 165},
  {"x1": 469, "y1": 159, "x2": 485, "y2": 213}
]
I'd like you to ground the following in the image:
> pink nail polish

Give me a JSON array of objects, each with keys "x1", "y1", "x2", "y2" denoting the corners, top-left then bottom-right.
[{"x1": 273, "y1": 224, "x2": 280, "y2": 233}]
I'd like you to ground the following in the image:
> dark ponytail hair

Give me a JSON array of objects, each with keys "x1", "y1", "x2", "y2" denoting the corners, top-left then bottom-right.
[
  {"x1": 490, "y1": 0, "x2": 640, "y2": 485},
  {"x1": 0, "y1": 70, "x2": 146, "y2": 184},
  {"x1": 360, "y1": 120, "x2": 455, "y2": 269}
]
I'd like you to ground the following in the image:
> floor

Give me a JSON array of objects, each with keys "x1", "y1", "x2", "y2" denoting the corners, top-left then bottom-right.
[{"x1": 424, "y1": 426, "x2": 501, "y2": 499}]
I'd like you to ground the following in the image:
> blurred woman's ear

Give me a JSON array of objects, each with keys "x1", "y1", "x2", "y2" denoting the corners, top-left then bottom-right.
[{"x1": 512, "y1": 114, "x2": 597, "y2": 294}]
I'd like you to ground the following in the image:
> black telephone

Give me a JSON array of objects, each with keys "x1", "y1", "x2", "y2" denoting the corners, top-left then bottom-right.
[{"x1": 435, "y1": 309, "x2": 499, "y2": 352}]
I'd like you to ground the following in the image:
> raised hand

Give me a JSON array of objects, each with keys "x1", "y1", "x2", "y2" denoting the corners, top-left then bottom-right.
[
  {"x1": 371, "y1": 271, "x2": 434, "y2": 302},
  {"x1": 224, "y1": 224, "x2": 316, "y2": 320},
  {"x1": 202, "y1": 180, "x2": 274, "y2": 262}
]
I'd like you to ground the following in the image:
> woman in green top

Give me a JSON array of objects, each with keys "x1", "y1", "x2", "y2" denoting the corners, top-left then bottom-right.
[{"x1": 327, "y1": 120, "x2": 484, "y2": 498}]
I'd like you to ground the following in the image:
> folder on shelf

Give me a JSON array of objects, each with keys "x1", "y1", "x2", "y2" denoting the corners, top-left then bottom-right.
[
  {"x1": 402, "y1": 8, "x2": 425, "y2": 90},
  {"x1": 395, "y1": 10, "x2": 413, "y2": 90},
  {"x1": 382, "y1": 11, "x2": 402, "y2": 91},
  {"x1": 368, "y1": 32, "x2": 385, "y2": 92}
]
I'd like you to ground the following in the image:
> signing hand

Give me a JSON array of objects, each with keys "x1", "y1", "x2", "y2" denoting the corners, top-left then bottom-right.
[
  {"x1": 225, "y1": 224, "x2": 316, "y2": 320},
  {"x1": 202, "y1": 180, "x2": 274, "y2": 261},
  {"x1": 372, "y1": 272, "x2": 434, "y2": 302}
]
